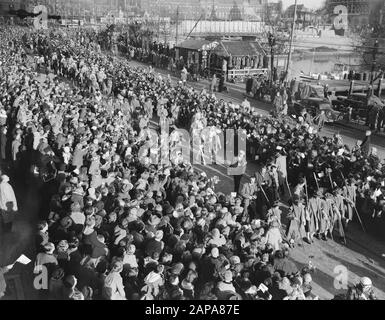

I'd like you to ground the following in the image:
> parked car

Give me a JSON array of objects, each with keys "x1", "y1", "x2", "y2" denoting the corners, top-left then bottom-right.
[
  {"x1": 289, "y1": 97, "x2": 342, "y2": 123},
  {"x1": 334, "y1": 93, "x2": 384, "y2": 123}
]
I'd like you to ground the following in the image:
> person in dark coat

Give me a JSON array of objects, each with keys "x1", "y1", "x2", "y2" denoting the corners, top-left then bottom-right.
[
  {"x1": 0, "y1": 126, "x2": 7, "y2": 165},
  {"x1": 360, "y1": 130, "x2": 371, "y2": 157}
]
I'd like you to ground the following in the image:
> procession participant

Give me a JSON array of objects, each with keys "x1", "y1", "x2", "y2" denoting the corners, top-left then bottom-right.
[
  {"x1": 342, "y1": 177, "x2": 357, "y2": 230},
  {"x1": 275, "y1": 149, "x2": 288, "y2": 198},
  {"x1": 325, "y1": 192, "x2": 346, "y2": 244},
  {"x1": 273, "y1": 91, "x2": 283, "y2": 116},
  {"x1": 266, "y1": 200, "x2": 282, "y2": 228},
  {"x1": 0, "y1": 262, "x2": 14, "y2": 299},
  {"x1": 240, "y1": 176, "x2": 258, "y2": 221},
  {"x1": 360, "y1": 130, "x2": 372, "y2": 157},
  {"x1": 0, "y1": 175, "x2": 18, "y2": 233},
  {"x1": 229, "y1": 150, "x2": 247, "y2": 194},
  {"x1": 345, "y1": 277, "x2": 377, "y2": 300},
  {"x1": 286, "y1": 195, "x2": 306, "y2": 247},
  {"x1": 306, "y1": 189, "x2": 322, "y2": 243}
]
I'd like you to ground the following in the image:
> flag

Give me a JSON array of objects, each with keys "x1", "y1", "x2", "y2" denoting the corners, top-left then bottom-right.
[{"x1": 16, "y1": 254, "x2": 31, "y2": 265}]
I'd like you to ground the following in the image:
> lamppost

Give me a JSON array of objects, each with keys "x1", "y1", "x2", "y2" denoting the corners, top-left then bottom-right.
[{"x1": 268, "y1": 32, "x2": 276, "y2": 84}]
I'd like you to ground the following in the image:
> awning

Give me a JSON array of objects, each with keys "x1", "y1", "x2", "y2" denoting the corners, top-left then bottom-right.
[
  {"x1": 175, "y1": 39, "x2": 213, "y2": 51},
  {"x1": 213, "y1": 41, "x2": 266, "y2": 57}
]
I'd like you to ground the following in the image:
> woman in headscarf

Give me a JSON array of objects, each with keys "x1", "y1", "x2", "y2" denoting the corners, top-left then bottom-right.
[{"x1": 0, "y1": 175, "x2": 18, "y2": 233}]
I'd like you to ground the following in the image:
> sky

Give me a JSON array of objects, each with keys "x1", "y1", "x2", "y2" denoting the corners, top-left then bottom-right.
[{"x1": 280, "y1": 0, "x2": 325, "y2": 10}]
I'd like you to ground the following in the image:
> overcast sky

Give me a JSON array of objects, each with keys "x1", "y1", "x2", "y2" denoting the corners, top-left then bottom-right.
[{"x1": 280, "y1": 0, "x2": 325, "y2": 10}]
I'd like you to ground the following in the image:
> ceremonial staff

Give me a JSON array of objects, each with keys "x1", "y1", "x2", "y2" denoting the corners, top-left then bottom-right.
[
  {"x1": 285, "y1": 176, "x2": 292, "y2": 199},
  {"x1": 301, "y1": 178, "x2": 311, "y2": 250},
  {"x1": 313, "y1": 172, "x2": 320, "y2": 190},
  {"x1": 327, "y1": 168, "x2": 334, "y2": 189},
  {"x1": 339, "y1": 171, "x2": 366, "y2": 233}
]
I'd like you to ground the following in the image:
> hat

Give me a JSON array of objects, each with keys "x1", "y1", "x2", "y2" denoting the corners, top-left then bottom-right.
[
  {"x1": 303, "y1": 273, "x2": 312, "y2": 283},
  {"x1": 127, "y1": 244, "x2": 136, "y2": 254},
  {"x1": 230, "y1": 255, "x2": 241, "y2": 265},
  {"x1": 148, "y1": 215, "x2": 161, "y2": 227},
  {"x1": 52, "y1": 267, "x2": 65, "y2": 280},
  {"x1": 73, "y1": 187, "x2": 83, "y2": 195},
  {"x1": 88, "y1": 188, "x2": 96, "y2": 200},
  {"x1": 63, "y1": 275, "x2": 76, "y2": 288},
  {"x1": 112, "y1": 260, "x2": 123, "y2": 270},
  {"x1": 211, "y1": 247, "x2": 219, "y2": 258},
  {"x1": 224, "y1": 270, "x2": 233, "y2": 282},
  {"x1": 144, "y1": 271, "x2": 162, "y2": 284},
  {"x1": 220, "y1": 207, "x2": 229, "y2": 214},
  {"x1": 155, "y1": 230, "x2": 163, "y2": 240},
  {"x1": 360, "y1": 277, "x2": 372, "y2": 286},
  {"x1": 181, "y1": 279, "x2": 194, "y2": 291},
  {"x1": 60, "y1": 216, "x2": 73, "y2": 229},
  {"x1": 170, "y1": 262, "x2": 184, "y2": 275},
  {"x1": 251, "y1": 219, "x2": 261, "y2": 229},
  {"x1": 292, "y1": 277, "x2": 303, "y2": 286},
  {"x1": 69, "y1": 176, "x2": 78, "y2": 184},
  {"x1": 44, "y1": 242, "x2": 55, "y2": 254},
  {"x1": 250, "y1": 233, "x2": 259, "y2": 241}
]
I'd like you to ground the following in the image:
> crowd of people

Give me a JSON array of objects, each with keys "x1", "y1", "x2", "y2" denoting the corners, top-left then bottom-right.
[{"x1": 0, "y1": 23, "x2": 382, "y2": 300}]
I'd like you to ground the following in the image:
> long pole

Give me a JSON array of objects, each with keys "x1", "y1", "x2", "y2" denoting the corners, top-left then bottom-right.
[
  {"x1": 285, "y1": 0, "x2": 298, "y2": 81},
  {"x1": 339, "y1": 171, "x2": 366, "y2": 233},
  {"x1": 309, "y1": 47, "x2": 315, "y2": 75},
  {"x1": 370, "y1": 39, "x2": 379, "y2": 85},
  {"x1": 313, "y1": 172, "x2": 320, "y2": 190},
  {"x1": 175, "y1": 6, "x2": 179, "y2": 46},
  {"x1": 157, "y1": 0, "x2": 160, "y2": 42}
]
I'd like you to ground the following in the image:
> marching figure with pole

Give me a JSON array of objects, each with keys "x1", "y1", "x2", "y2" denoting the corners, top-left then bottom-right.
[
  {"x1": 342, "y1": 175, "x2": 358, "y2": 231},
  {"x1": 315, "y1": 191, "x2": 331, "y2": 241},
  {"x1": 286, "y1": 194, "x2": 306, "y2": 247},
  {"x1": 331, "y1": 188, "x2": 347, "y2": 244},
  {"x1": 325, "y1": 192, "x2": 346, "y2": 244},
  {"x1": 306, "y1": 189, "x2": 321, "y2": 243}
]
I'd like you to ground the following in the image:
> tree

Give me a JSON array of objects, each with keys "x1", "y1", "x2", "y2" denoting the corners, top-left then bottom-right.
[{"x1": 361, "y1": 1, "x2": 385, "y2": 79}]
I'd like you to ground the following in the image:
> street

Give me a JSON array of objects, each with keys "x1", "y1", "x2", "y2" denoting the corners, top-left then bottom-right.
[{"x1": 1, "y1": 55, "x2": 385, "y2": 300}]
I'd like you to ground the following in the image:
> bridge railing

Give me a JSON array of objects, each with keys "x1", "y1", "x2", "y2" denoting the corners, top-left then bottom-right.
[{"x1": 227, "y1": 68, "x2": 268, "y2": 81}]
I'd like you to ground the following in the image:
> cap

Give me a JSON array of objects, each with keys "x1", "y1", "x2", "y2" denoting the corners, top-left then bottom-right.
[
  {"x1": 63, "y1": 275, "x2": 76, "y2": 288},
  {"x1": 224, "y1": 270, "x2": 233, "y2": 282},
  {"x1": 211, "y1": 247, "x2": 219, "y2": 258},
  {"x1": 360, "y1": 277, "x2": 372, "y2": 287}
]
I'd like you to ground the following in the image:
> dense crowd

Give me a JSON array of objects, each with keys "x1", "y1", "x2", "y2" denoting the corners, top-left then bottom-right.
[{"x1": 0, "y1": 24, "x2": 382, "y2": 301}]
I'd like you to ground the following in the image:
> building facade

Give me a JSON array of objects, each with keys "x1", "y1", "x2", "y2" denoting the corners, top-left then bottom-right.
[
  {"x1": 2, "y1": 0, "x2": 141, "y2": 18},
  {"x1": 327, "y1": 0, "x2": 370, "y2": 26},
  {"x1": 141, "y1": 0, "x2": 267, "y2": 21}
]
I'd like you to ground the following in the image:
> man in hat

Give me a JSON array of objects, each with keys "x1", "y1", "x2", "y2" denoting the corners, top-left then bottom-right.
[
  {"x1": 275, "y1": 149, "x2": 287, "y2": 198},
  {"x1": 266, "y1": 200, "x2": 282, "y2": 227},
  {"x1": 0, "y1": 262, "x2": 14, "y2": 299},
  {"x1": 145, "y1": 230, "x2": 164, "y2": 258},
  {"x1": 325, "y1": 192, "x2": 345, "y2": 244},
  {"x1": 346, "y1": 277, "x2": 377, "y2": 300},
  {"x1": 229, "y1": 150, "x2": 247, "y2": 194},
  {"x1": 342, "y1": 177, "x2": 357, "y2": 230},
  {"x1": 217, "y1": 270, "x2": 236, "y2": 298},
  {"x1": 240, "y1": 176, "x2": 258, "y2": 221},
  {"x1": 360, "y1": 130, "x2": 371, "y2": 157},
  {"x1": 62, "y1": 275, "x2": 84, "y2": 300},
  {"x1": 0, "y1": 175, "x2": 18, "y2": 234},
  {"x1": 306, "y1": 189, "x2": 322, "y2": 243}
]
